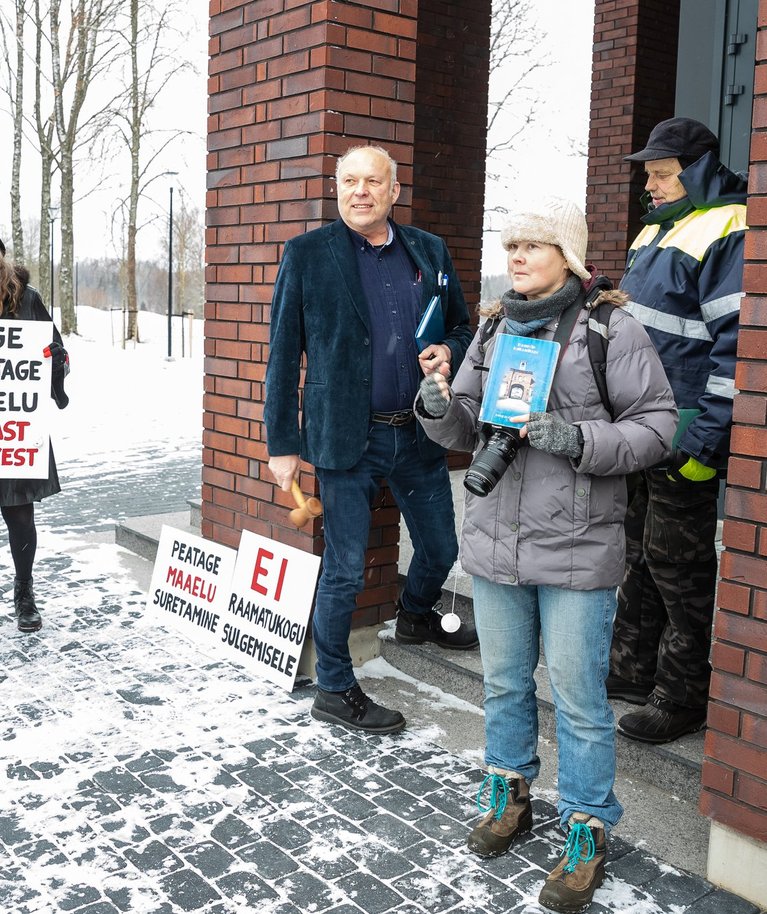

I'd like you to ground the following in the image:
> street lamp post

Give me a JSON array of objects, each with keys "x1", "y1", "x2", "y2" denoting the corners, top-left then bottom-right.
[{"x1": 167, "y1": 185, "x2": 174, "y2": 360}]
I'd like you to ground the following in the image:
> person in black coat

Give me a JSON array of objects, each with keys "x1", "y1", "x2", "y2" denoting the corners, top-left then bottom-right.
[{"x1": 0, "y1": 238, "x2": 69, "y2": 632}]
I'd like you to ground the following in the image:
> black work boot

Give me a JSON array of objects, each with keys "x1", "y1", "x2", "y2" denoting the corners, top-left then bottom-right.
[
  {"x1": 467, "y1": 768, "x2": 533, "y2": 857},
  {"x1": 618, "y1": 692, "x2": 707, "y2": 744},
  {"x1": 14, "y1": 578, "x2": 42, "y2": 633},
  {"x1": 605, "y1": 673, "x2": 652, "y2": 705},
  {"x1": 395, "y1": 601, "x2": 478, "y2": 650},
  {"x1": 538, "y1": 813, "x2": 606, "y2": 913},
  {"x1": 311, "y1": 684, "x2": 405, "y2": 733}
]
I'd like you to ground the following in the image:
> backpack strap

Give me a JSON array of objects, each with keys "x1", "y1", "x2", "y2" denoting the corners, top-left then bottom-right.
[
  {"x1": 586, "y1": 299, "x2": 616, "y2": 419},
  {"x1": 477, "y1": 315, "x2": 502, "y2": 356}
]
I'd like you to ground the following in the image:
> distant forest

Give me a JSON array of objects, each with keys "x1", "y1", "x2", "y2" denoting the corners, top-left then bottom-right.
[
  {"x1": 24, "y1": 256, "x2": 204, "y2": 320},
  {"x1": 481, "y1": 273, "x2": 511, "y2": 304}
]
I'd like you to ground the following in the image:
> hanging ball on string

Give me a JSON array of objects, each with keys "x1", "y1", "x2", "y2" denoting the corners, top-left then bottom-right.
[{"x1": 441, "y1": 612, "x2": 461, "y2": 633}]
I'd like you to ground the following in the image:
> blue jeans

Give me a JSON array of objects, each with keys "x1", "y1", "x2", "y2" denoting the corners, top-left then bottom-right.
[
  {"x1": 472, "y1": 577, "x2": 623, "y2": 831},
  {"x1": 314, "y1": 423, "x2": 458, "y2": 692}
]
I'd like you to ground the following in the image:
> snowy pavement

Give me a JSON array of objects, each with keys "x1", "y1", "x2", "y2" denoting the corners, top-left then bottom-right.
[
  {"x1": 2, "y1": 449, "x2": 760, "y2": 914},
  {"x1": 0, "y1": 311, "x2": 761, "y2": 914}
]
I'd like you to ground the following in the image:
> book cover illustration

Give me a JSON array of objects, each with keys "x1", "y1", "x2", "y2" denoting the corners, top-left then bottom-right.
[
  {"x1": 478, "y1": 333, "x2": 561, "y2": 429},
  {"x1": 414, "y1": 294, "x2": 445, "y2": 352}
]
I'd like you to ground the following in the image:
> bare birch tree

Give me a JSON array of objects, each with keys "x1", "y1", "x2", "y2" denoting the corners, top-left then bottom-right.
[
  {"x1": 0, "y1": 0, "x2": 28, "y2": 261},
  {"x1": 112, "y1": 0, "x2": 189, "y2": 342},
  {"x1": 49, "y1": 0, "x2": 120, "y2": 334},
  {"x1": 32, "y1": 0, "x2": 57, "y2": 308},
  {"x1": 485, "y1": 0, "x2": 547, "y2": 230}
]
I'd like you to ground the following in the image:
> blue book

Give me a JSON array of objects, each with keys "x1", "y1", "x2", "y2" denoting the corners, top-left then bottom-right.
[
  {"x1": 479, "y1": 333, "x2": 560, "y2": 429},
  {"x1": 415, "y1": 295, "x2": 445, "y2": 352}
]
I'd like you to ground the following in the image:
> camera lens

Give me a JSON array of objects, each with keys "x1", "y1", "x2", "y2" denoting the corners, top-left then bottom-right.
[{"x1": 463, "y1": 428, "x2": 521, "y2": 497}]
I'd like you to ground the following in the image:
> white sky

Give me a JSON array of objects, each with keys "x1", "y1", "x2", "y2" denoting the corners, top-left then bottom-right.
[{"x1": 1, "y1": 0, "x2": 594, "y2": 276}]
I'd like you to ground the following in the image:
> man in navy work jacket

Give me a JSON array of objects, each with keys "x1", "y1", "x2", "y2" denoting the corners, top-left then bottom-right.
[
  {"x1": 265, "y1": 144, "x2": 476, "y2": 733},
  {"x1": 608, "y1": 117, "x2": 747, "y2": 744}
]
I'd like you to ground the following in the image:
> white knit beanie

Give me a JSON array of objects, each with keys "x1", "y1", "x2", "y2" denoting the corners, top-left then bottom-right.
[{"x1": 500, "y1": 196, "x2": 590, "y2": 281}]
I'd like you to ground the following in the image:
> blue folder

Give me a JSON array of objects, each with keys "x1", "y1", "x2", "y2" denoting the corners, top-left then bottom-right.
[{"x1": 415, "y1": 295, "x2": 445, "y2": 352}]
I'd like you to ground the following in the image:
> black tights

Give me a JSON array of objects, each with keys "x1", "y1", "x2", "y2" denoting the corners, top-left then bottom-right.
[{"x1": 1, "y1": 503, "x2": 37, "y2": 582}]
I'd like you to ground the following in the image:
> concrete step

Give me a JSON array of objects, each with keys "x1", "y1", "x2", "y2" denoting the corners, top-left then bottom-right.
[{"x1": 114, "y1": 507, "x2": 196, "y2": 562}]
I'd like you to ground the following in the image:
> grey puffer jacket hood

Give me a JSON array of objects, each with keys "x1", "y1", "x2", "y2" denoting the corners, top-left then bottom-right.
[{"x1": 417, "y1": 289, "x2": 678, "y2": 590}]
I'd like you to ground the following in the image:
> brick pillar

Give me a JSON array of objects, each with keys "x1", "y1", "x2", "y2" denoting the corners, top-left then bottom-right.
[
  {"x1": 205, "y1": 1, "x2": 491, "y2": 628},
  {"x1": 411, "y1": 0, "x2": 490, "y2": 471},
  {"x1": 586, "y1": 0, "x2": 679, "y2": 283},
  {"x1": 699, "y1": 1, "x2": 767, "y2": 850}
]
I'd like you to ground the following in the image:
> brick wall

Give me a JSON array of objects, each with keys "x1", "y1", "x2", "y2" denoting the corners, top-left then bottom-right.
[
  {"x1": 205, "y1": 1, "x2": 490, "y2": 628},
  {"x1": 699, "y1": 0, "x2": 767, "y2": 846},
  {"x1": 586, "y1": 0, "x2": 679, "y2": 283}
]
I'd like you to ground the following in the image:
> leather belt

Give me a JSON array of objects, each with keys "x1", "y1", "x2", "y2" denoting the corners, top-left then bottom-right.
[{"x1": 371, "y1": 410, "x2": 415, "y2": 427}]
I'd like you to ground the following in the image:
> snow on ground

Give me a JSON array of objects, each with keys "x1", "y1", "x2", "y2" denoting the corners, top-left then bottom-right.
[{"x1": 51, "y1": 306, "x2": 204, "y2": 462}]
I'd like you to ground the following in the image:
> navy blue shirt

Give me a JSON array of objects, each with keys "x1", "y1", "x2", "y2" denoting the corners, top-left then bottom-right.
[{"x1": 350, "y1": 223, "x2": 423, "y2": 412}]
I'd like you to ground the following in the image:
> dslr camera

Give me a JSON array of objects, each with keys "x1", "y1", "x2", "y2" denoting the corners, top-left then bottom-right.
[{"x1": 463, "y1": 425, "x2": 523, "y2": 497}]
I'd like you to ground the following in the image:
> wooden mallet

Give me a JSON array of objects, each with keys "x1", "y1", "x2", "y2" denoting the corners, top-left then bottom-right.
[{"x1": 289, "y1": 480, "x2": 323, "y2": 528}]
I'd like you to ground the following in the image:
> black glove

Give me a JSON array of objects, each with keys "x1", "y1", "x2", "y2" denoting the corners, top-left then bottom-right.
[
  {"x1": 665, "y1": 450, "x2": 717, "y2": 483},
  {"x1": 525, "y1": 412, "x2": 584, "y2": 458},
  {"x1": 44, "y1": 340, "x2": 69, "y2": 373},
  {"x1": 45, "y1": 341, "x2": 70, "y2": 409},
  {"x1": 418, "y1": 373, "x2": 451, "y2": 418}
]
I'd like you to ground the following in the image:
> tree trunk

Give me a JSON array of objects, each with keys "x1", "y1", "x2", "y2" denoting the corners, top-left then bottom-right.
[
  {"x1": 58, "y1": 148, "x2": 76, "y2": 334},
  {"x1": 10, "y1": 0, "x2": 26, "y2": 262},
  {"x1": 125, "y1": 0, "x2": 140, "y2": 342},
  {"x1": 38, "y1": 155, "x2": 53, "y2": 309}
]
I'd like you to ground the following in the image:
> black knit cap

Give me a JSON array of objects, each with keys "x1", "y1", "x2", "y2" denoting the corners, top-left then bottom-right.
[{"x1": 624, "y1": 117, "x2": 720, "y2": 163}]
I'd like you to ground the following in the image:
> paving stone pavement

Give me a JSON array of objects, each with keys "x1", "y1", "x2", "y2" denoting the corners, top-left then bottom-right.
[{"x1": 0, "y1": 442, "x2": 762, "y2": 914}]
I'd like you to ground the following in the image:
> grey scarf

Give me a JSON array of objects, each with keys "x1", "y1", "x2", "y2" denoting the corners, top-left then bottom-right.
[{"x1": 501, "y1": 274, "x2": 582, "y2": 336}]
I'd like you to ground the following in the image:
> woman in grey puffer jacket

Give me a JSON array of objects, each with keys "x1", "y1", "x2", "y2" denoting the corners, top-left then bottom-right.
[{"x1": 416, "y1": 198, "x2": 677, "y2": 914}]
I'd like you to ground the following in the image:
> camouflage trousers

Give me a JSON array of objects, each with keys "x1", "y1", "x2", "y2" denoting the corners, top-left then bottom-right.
[{"x1": 610, "y1": 469, "x2": 719, "y2": 709}]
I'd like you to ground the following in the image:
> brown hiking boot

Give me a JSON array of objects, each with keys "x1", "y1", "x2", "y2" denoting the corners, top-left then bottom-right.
[
  {"x1": 467, "y1": 768, "x2": 532, "y2": 857},
  {"x1": 538, "y1": 813, "x2": 606, "y2": 913}
]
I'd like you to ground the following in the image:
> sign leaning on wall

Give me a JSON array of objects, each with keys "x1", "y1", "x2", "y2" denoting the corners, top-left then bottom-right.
[
  {"x1": 0, "y1": 320, "x2": 53, "y2": 479},
  {"x1": 147, "y1": 526, "x2": 320, "y2": 691},
  {"x1": 224, "y1": 530, "x2": 321, "y2": 691}
]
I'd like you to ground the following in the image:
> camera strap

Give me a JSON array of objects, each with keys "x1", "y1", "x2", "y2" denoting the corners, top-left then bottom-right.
[{"x1": 551, "y1": 297, "x2": 584, "y2": 363}]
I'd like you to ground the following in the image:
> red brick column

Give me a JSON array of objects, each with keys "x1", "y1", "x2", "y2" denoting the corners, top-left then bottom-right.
[
  {"x1": 205, "y1": 1, "x2": 490, "y2": 628},
  {"x1": 586, "y1": 0, "x2": 679, "y2": 283},
  {"x1": 699, "y1": 3, "x2": 767, "y2": 845}
]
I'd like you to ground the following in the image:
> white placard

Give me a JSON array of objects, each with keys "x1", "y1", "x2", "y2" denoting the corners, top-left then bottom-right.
[
  {"x1": 147, "y1": 525, "x2": 237, "y2": 649},
  {"x1": 223, "y1": 529, "x2": 320, "y2": 691},
  {"x1": 0, "y1": 320, "x2": 53, "y2": 479}
]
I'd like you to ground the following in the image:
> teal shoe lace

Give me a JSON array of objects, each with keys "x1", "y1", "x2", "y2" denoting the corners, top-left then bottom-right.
[
  {"x1": 562, "y1": 822, "x2": 596, "y2": 873},
  {"x1": 476, "y1": 773, "x2": 509, "y2": 821}
]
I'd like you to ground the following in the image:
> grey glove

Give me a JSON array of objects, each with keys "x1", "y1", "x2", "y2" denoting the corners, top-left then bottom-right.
[
  {"x1": 418, "y1": 373, "x2": 451, "y2": 418},
  {"x1": 526, "y1": 412, "x2": 583, "y2": 458}
]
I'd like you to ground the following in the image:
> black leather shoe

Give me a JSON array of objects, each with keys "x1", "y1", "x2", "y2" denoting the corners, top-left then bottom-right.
[
  {"x1": 618, "y1": 693, "x2": 706, "y2": 744},
  {"x1": 311, "y1": 684, "x2": 405, "y2": 733},
  {"x1": 605, "y1": 673, "x2": 652, "y2": 705},
  {"x1": 14, "y1": 579, "x2": 42, "y2": 633},
  {"x1": 395, "y1": 601, "x2": 478, "y2": 650}
]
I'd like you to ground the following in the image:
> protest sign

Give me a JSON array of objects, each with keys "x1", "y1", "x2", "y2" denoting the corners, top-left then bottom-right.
[
  {"x1": 146, "y1": 526, "x2": 320, "y2": 692},
  {"x1": 0, "y1": 320, "x2": 53, "y2": 479},
  {"x1": 147, "y1": 526, "x2": 237, "y2": 650},
  {"x1": 223, "y1": 530, "x2": 320, "y2": 691}
]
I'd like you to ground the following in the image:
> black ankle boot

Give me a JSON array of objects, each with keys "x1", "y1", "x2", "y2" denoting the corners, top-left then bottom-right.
[{"x1": 14, "y1": 578, "x2": 42, "y2": 633}]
